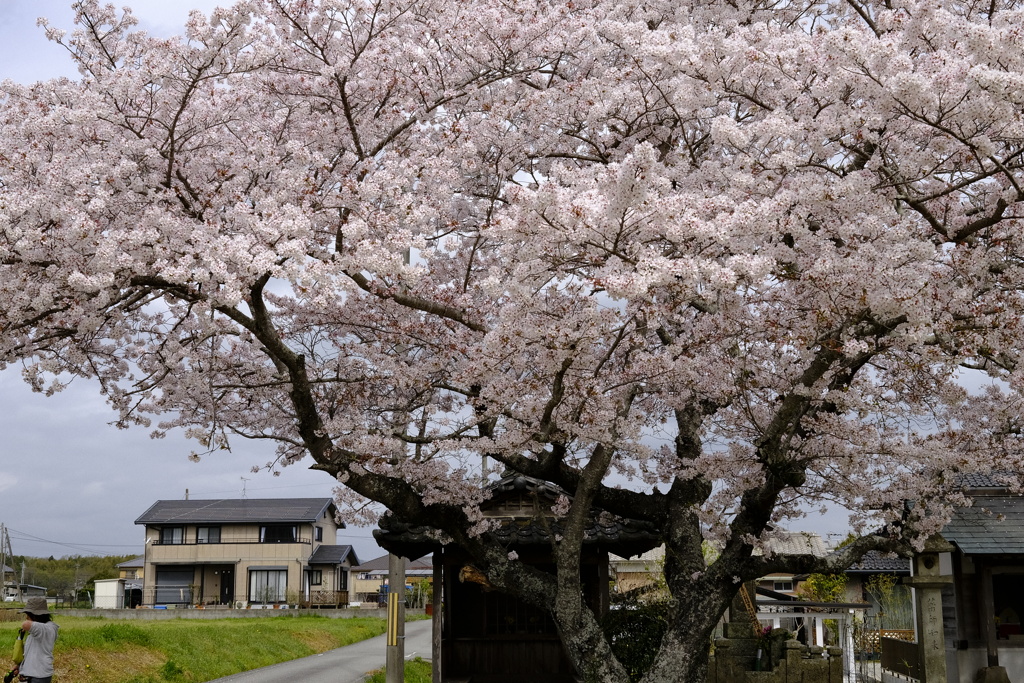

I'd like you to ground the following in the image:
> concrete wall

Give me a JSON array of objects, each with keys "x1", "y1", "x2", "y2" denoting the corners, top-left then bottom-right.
[{"x1": 52, "y1": 607, "x2": 427, "y2": 620}]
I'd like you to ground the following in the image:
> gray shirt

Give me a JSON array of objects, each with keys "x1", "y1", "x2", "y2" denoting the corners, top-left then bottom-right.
[{"x1": 21, "y1": 621, "x2": 58, "y2": 677}]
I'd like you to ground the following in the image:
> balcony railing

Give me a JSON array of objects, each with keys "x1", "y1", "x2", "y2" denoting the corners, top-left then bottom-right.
[
  {"x1": 151, "y1": 536, "x2": 313, "y2": 546},
  {"x1": 140, "y1": 586, "x2": 350, "y2": 608},
  {"x1": 303, "y1": 590, "x2": 350, "y2": 608}
]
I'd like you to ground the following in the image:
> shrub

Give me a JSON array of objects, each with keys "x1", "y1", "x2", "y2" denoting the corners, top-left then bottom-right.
[{"x1": 602, "y1": 595, "x2": 670, "y2": 682}]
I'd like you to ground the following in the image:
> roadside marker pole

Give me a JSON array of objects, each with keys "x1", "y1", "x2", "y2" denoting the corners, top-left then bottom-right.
[
  {"x1": 385, "y1": 553, "x2": 406, "y2": 683},
  {"x1": 387, "y1": 593, "x2": 399, "y2": 646}
]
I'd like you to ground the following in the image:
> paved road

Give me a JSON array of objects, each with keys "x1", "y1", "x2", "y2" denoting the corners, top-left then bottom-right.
[{"x1": 208, "y1": 620, "x2": 433, "y2": 683}]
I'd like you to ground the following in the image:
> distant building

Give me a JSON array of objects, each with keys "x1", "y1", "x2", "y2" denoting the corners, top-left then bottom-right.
[
  {"x1": 609, "y1": 546, "x2": 665, "y2": 597},
  {"x1": 755, "y1": 531, "x2": 827, "y2": 597},
  {"x1": 350, "y1": 554, "x2": 433, "y2": 606},
  {"x1": 117, "y1": 556, "x2": 145, "y2": 581}
]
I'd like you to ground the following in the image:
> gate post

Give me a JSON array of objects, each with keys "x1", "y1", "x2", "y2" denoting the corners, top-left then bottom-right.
[{"x1": 904, "y1": 535, "x2": 953, "y2": 683}]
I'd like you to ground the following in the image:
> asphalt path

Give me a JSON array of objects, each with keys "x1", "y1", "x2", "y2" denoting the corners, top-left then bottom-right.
[{"x1": 208, "y1": 619, "x2": 433, "y2": 683}]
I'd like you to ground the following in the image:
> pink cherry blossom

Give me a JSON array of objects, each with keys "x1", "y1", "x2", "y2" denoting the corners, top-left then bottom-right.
[{"x1": 4, "y1": 1, "x2": 1024, "y2": 681}]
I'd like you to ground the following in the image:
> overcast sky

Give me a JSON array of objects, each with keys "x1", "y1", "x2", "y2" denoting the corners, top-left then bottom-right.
[
  {"x1": 0, "y1": 0, "x2": 852, "y2": 564},
  {"x1": 0, "y1": 0, "x2": 386, "y2": 563}
]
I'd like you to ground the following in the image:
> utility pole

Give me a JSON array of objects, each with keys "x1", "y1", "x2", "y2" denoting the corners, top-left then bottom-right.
[
  {"x1": 385, "y1": 553, "x2": 407, "y2": 683},
  {"x1": 0, "y1": 524, "x2": 14, "y2": 601}
]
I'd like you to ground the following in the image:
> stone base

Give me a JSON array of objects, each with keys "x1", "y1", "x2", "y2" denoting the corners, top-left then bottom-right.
[
  {"x1": 725, "y1": 622, "x2": 758, "y2": 639},
  {"x1": 975, "y1": 666, "x2": 1011, "y2": 683}
]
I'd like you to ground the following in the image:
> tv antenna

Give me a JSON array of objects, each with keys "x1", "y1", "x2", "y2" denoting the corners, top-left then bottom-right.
[{"x1": 240, "y1": 477, "x2": 249, "y2": 499}]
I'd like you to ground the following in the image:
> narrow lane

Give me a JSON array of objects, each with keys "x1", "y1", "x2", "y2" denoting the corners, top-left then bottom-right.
[{"x1": 208, "y1": 619, "x2": 432, "y2": 683}]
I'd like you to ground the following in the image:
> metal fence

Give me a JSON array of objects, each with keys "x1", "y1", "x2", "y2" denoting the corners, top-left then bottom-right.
[
  {"x1": 880, "y1": 636, "x2": 921, "y2": 680},
  {"x1": 140, "y1": 587, "x2": 350, "y2": 608},
  {"x1": 850, "y1": 613, "x2": 918, "y2": 683}
]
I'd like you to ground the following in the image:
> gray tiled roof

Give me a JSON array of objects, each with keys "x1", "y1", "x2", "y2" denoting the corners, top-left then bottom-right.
[
  {"x1": 117, "y1": 556, "x2": 145, "y2": 568},
  {"x1": 375, "y1": 473, "x2": 661, "y2": 559},
  {"x1": 846, "y1": 551, "x2": 910, "y2": 574},
  {"x1": 309, "y1": 545, "x2": 358, "y2": 566},
  {"x1": 943, "y1": 495, "x2": 1024, "y2": 554},
  {"x1": 135, "y1": 498, "x2": 338, "y2": 525},
  {"x1": 352, "y1": 554, "x2": 433, "y2": 573},
  {"x1": 957, "y1": 472, "x2": 1022, "y2": 490}
]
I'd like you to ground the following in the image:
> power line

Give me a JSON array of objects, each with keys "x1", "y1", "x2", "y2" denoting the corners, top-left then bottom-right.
[
  {"x1": 7, "y1": 528, "x2": 141, "y2": 555},
  {"x1": 186, "y1": 481, "x2": 337, "y2": 497}
]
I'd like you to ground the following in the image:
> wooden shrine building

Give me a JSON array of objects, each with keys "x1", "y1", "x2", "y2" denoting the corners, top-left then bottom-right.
[{"x1": 375, "y1": 473, "x2": 661, "y2": 683}]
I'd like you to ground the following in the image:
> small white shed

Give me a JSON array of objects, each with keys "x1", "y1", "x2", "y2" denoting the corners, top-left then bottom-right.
[{"x1": 94, "y1": 578, "x2": 126, "y2": 609}]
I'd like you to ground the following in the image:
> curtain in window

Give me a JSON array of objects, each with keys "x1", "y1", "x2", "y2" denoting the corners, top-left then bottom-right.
[
  {"x1": 160, "y1": 527, "x2": 183, "y2": 544},
  {"x1": 249, "y1": 569, "x2": 287, "y2": 603},
  {"x1": 260, "y1": 525, "x2": 296, "y2": 543},
  {"x1": 197, "y1": 527, "x2": 220, "y2": 543}
]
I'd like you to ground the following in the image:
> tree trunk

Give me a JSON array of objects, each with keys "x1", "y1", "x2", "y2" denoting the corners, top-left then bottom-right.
[{"x1": 641, "y1": 582, "x2": 734, "y2": 683}]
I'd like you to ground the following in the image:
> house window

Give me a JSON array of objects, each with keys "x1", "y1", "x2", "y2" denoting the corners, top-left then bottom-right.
[
  {"x1": 249, "y1": 569, "x2": 287, "y2": 604},
  {"x1": 159, "y1": 527, "x2": 184, "y2": 545},
  {"x1": 309, "y1": 570, "x2": 323, "y2": 586},
  {"x1": 773, "y1": 580, "x2": 794, "y2": 592},
  {"x1": 155, "y1": 568, "x2": 194, "y2": 604},
  {"x1": 196, "y1": 526, "x2": 221, "y2": 544},
  {"x1": 339, "y1": 571, "x2": 348, "y2": 590},
  {"x1": 314, "y1": 526, "x2": 323, "y2": 542},
  {"x1": 124, "y1": 570, "x2": 138, "y2": 580},
  {"x1": 260, "y1": 525, "x2": 297, "y2": 543}
]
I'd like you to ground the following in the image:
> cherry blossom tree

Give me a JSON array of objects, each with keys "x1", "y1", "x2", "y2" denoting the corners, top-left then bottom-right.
[{"x1": 3, "y1": 1, "x2": 1024, "y2": 681}]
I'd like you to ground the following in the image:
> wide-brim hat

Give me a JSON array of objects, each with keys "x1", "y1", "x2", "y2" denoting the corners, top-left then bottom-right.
[{"x1": 19, "y1": 596, "x2": 49, "y2": 616}]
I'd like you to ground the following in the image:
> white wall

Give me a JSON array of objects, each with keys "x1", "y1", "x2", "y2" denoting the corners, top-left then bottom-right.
[{"x1": 94, "y1": 578, "x2": 124, "y2": 609}]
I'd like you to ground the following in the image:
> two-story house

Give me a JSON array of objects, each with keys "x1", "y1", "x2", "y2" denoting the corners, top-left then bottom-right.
[{"x1": 135, "y1": 498, "x2": 359, "y2": 608}]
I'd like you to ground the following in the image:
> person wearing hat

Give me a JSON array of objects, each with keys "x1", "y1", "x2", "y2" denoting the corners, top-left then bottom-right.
[{"x1": 11, "y1": 596, "x2": 58, "y2": 683}]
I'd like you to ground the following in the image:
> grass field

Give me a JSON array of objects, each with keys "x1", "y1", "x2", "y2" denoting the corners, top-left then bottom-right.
[
  {"x1": 366, "y1": 656, "x2": 432, "y2": 683},
  {"x1": 0, "y1": 614, "x2": 387, "y2": 683}
]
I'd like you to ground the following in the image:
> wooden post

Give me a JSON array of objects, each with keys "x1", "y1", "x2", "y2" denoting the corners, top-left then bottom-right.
[
  {"x1": 979, "y1": 563, "x2": 998, "y2": 668},
  {"x1": 386, "y1": 553, "x2": 406, "y2": 683},
  {"x1": 975, "y1": 563, "x2": 1012, "y2": 683},
  {"x1": 432, "y1": 548, "x2": 442, "y2": 683}
]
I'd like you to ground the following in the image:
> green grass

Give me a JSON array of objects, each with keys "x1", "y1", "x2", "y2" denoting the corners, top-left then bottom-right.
[
  {"x1": 366, "y1": 656, "x2": 433, "y2": 683},
  {"x1": 0, "y1": 615, "x2": 387, "y2": 683}
]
